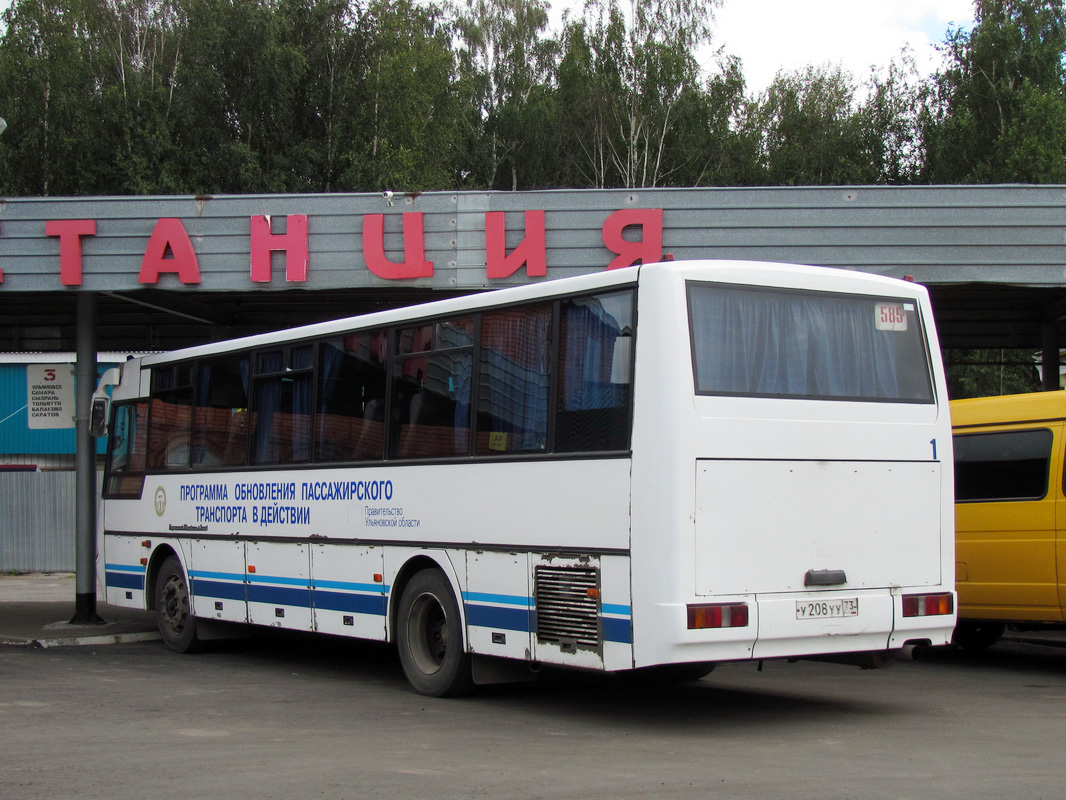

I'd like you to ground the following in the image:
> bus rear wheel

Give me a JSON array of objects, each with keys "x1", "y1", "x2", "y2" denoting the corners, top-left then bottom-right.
[
  {"x1": 155, "y1": 555, "x2": 203, "y2": 653},
  {"x1": 396, "y1": 569, "x2": 474, "y2": 697}
]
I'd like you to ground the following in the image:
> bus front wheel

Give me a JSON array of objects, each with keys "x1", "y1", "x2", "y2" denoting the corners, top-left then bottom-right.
[
  {"x1": 396, "y1": 569, "x2": 474, "y2": 697},
  {"x1": 155, "y1": 555, "x2": 203, "y2": 653}
]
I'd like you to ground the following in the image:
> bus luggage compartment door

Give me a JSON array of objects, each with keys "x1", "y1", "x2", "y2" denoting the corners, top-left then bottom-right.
[
  {"x1": 694, "y1": 459, "x2": 942, "y2": 652},
  {"x1": 695, "y1": 459, "x2": 942, "y2": 596}
]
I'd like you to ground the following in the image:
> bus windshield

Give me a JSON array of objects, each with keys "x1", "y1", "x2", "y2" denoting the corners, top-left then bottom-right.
[{"x1": 687, "y1": 282, "x2": 934, "y2": 403}]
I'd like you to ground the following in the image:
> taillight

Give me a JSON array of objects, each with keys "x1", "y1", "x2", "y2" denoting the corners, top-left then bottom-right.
[
  {"x1": 687, "y1": 603, "x2": 749, "y2": 629},
  {"x1": 901, "y1": 593, "x2": 954, "y2": 617}
]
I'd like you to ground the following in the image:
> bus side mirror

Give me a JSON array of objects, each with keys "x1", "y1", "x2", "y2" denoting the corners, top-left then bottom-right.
[
  {"x1": 90, "y1": 367, "x2": 121, "y2": 438},
  {"x1": 90, "y1": 394, "x2": 110, "y2": 438}
]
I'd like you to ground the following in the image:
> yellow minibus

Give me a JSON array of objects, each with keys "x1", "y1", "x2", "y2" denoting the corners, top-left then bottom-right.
[{"x1": 951, "y1": 391, "x2": 1066, "y2": 649}]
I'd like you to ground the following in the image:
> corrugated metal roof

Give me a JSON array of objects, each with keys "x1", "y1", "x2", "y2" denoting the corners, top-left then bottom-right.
[
  {"x1": 1, "y1": 186, "x2": 1065, "y2": 291},
  {"x1": 1, "y1": 186, "x2": 1066, "y2": 350}
]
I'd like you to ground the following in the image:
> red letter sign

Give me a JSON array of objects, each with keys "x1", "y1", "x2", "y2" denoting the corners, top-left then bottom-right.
[
  {"x1": 249, "y1": 214, "x2": 309, "y2": 283},
  {"x1": 602, "y1": 208, "x2": 663, "y2": 270},
  {"x1": 362, "y1": 213, "x2": 434, "y2": 280},
  {"x1": 46, "y1": 219, "x2": 97, "y2": 286},
  {"x1": 485, "y1": 210, "x2": 547, "y2": 279},
  {"x1": 139, "y1": 218, "x2": 201, "y2": 284}
]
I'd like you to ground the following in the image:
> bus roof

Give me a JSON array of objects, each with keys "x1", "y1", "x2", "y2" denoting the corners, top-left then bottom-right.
[
  {"x1": 950, "y1": 390, "x2": 1066, "y2": 430},
  {"x1": 138, "y1": 259, "x2": 928, "y2": 368}
]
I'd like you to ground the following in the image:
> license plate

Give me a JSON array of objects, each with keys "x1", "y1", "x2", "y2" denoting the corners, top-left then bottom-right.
[{"x1": 796, "y1": 598, "x2": 859, "y2": 619}]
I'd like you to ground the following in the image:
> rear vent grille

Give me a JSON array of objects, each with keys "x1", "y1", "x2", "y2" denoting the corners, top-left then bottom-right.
[{"x1": 534, "y1": 566, "x2": 600, "y2": 651}]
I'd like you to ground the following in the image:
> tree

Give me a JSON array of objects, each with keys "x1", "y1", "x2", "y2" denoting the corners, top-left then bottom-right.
[
  {"x1": 455, "y1": 0, "x2": 558, "y2": 190},
  {"x1": 924, "y1": 0, "x2": 1066, "y2": 183},
  {"x1": 0, "y1": 0, "x2": 111, "y2": 195},
  {"x1": 92, "y1": 0, "x2": 186, "y2": 193},
  {"x1": 944, "y1": 348, "x2": 1042, "y2": 398},
  {"x1": 743, "y1": 64, "x2": 885, "y2": 185},
  {"x1": 339, "y1": 0, "x2": 463, "y2": 191},
  {"x1": 865, "y1": 53, "x2": 927, "y2": 184},
  {"x1": 554, "y1": 0, "x2": 719, "y2": 189}
]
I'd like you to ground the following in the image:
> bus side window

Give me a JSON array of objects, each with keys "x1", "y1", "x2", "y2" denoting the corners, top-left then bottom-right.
[
  {"x1": 391, "y1": 318, "x2": 474, "y2": 459},
  {"x1": 192, "y1": 354, "x2": 250, "y2": 467},
  {"x1": 954, "y1": 429, "x2": 1053, "y2": 502},
  {"x1": 555, "y1": 290, "x2": 634, "y2": 453},
  {"x1": 252, "y1": 346, "x2": 314, "y2": 465},
  {"x1": 147, "y1": 365, "x2": 194, "y2": 470},
  {"x1": 316, "y1": 331, "x2": 388, "y2": 462},
  {"x1": 477, "y1": 303, "x2": 551, "y2": 456}
]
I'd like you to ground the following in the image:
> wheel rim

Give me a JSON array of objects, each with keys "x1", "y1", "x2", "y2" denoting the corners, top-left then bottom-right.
[
  {"x1": 407, "y1": 591, "x2": 448, "y2": 675},
  {"x1": 160, "y1": 572, "x2": 190, "y2": 639}
]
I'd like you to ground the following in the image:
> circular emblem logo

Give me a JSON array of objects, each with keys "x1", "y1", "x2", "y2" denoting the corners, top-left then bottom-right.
[{"x1": 154, "y1": 486, "x2": 167, "y2": 517}]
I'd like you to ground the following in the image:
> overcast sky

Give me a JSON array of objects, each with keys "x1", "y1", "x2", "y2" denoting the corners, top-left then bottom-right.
[
  {"x1": 0, "y1": 0, "x2": 977, "y2": 96},
  {"x1": 713, "y1": 0, "x2": 976, "y2": 93},
  {"x1": 554, "y1": 0, "x2": 977, "y2": 94}
]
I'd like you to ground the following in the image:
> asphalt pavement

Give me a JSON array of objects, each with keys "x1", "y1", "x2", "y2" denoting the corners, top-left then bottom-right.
[{"x1": 0, "y1": 573, "x2": 159, "y2": 648}]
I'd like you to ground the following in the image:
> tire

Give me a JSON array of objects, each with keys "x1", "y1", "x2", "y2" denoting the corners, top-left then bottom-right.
[
  {"x1": 396, "y1": 569, "x2": 474, "y2": 697},
  {"x1": 155, "y1": 555, "x2": 204, "y2": 654},
  {"x1": 675, "y1": 663, "x2": 717, "y2": 682},
  {"x1": 952, "y1": 621, "x2": 1006, "y2": 652},
  {"x1": 622, "y1": 663, "x2": 716, "y2": 685}
]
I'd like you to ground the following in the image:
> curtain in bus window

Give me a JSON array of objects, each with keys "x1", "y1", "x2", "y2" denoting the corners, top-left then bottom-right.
[
  {"x1": 688, "y1": 285, "x2": 934, "y2": 402},
  {"x1": 478, "y1": 304, "x2": 551, "y2": 455},
  {"x1": 392, "y1": 318, "x2": 473, "y2": 459},
  {"x1": 192, "y1": 356, "x2": 249, "y2": 467},
  {"x1": 316, "y1": 333, "x2": 388, "y2": 462},
  {"x1": 252, "y1": 351, "x2": 312, "y2": 465},
  {"x1": 555, "y1": 291, "x2": 634, "y2": 453}
]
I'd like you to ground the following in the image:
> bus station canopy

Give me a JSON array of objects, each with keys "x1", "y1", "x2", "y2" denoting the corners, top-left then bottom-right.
[{"x1": 2, "y1": 185, "x2": 1066, "y2": 352}]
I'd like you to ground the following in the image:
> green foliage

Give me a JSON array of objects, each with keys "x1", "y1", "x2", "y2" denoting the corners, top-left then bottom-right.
[
  {"x1": 944, "y1": 348, "x2": 1043, "y2": 398},
  {"x1": 0, "y1": 0, "x2": 1063, "y2": 197},
  {"x1": 924, "y1": 0, "x2": 1066, "y2": 183}
]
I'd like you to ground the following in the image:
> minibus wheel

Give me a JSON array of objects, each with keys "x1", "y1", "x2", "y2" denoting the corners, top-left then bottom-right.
[
  {"x1": 396, "y1": 569, "x2": 474, "y2": 697},
  {"x1": 952, "y1": 621, "x2": 1006, "y2": 651},
  {"x1": 156, "y1": 555, "x2": 204, "y2": 654}
]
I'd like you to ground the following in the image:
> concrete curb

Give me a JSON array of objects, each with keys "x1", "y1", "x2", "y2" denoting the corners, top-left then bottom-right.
[{"x1": 0, "y1": 630, "x2": 161, "y2": 649}]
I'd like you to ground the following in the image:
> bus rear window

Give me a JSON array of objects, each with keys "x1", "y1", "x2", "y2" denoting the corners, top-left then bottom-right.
[{"x1": 687, "y1": 283, "x2": 934, "y2": 403}]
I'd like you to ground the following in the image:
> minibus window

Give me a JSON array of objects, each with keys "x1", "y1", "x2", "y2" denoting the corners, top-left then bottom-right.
[{"x1": 954, "y1": 428, "x2": 1053, "y2": 502}]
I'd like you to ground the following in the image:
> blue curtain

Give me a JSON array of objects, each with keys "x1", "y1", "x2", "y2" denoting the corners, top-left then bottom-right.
[
  {"x1": 689, "y1": 286, "x2": 924, "y2": 401},
  {"x1": 252, "y1": 353, "x2": 283, "y2": 464}
]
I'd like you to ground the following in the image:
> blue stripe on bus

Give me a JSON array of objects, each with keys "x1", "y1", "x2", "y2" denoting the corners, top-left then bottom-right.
[
  {"x1": 313, "y1": 590, "x2": 387, "y2": 616},
  {"x1": 109, "y1": 561, "x2": 632, "y2": 644},
  {"x1": 247, "y1": 584, "x2": 312, "y2": 608},
  {"x1": 106, "y1": 571, "x2": 145, "y2": 591},
  {"x1": 601, "y1": 616, "x2": 632, "y2": 644},
  {"x1": 466, "y1": 603, "x2": 535, "y2": 632},
  {"x1": 191, "y1": 579, "x2": 247, "y2": 602}
]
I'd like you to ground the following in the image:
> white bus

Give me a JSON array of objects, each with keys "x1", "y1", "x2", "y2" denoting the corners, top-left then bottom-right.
[{"x1": 97, "y1": 260, "x2": 955, "y2": 695}]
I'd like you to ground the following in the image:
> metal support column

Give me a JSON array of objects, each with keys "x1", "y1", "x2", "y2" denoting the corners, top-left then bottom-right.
[
  {"x1": 71, "y1": 291, "x2": 103, "y2": 624},
  {"x1": 1042, "y1": 321, "x2": 1060, "y2": 392}
]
